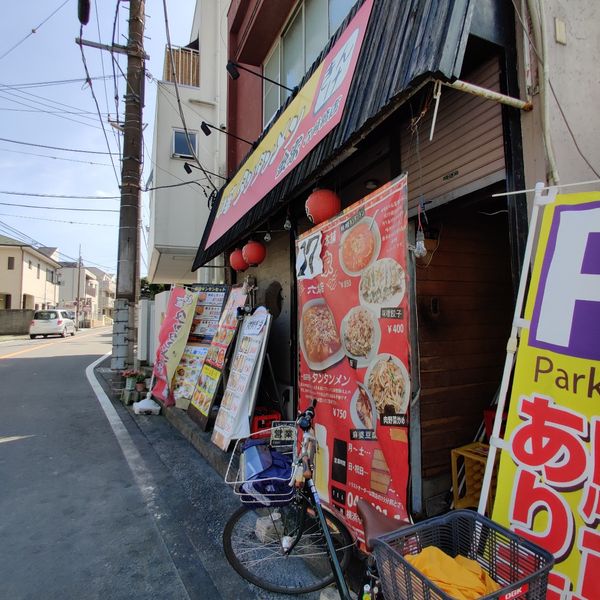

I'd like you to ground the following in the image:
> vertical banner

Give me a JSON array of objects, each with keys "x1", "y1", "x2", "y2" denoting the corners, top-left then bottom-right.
[
  {"x1": 297, "y1": 174, "x2": 411, "y2": 538},
  {"x1": 212, "y1": 308, "x2": 271, "y2": 451},
  {"x1": 492, "y1": 192, "x2": 600, "y2": 599},
  {"x1": 188, "y1": 285, "x2": 248, "y2": 430},
  {"x1": 152, "y1": 287, "x2": 199, "y2": 404},
  {"x1": 171, "y1": 284, "x2": 228, "y2": 409}
]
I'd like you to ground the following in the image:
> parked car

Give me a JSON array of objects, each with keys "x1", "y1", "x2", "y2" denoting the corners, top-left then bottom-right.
[{"x1": 29, "y1": 310, "x2": 77, "y2": 339}]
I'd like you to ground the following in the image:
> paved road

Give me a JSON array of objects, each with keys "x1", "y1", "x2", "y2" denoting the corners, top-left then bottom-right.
[{"x1": 0, "y1": 328, "x2": 265, "y2": 599}]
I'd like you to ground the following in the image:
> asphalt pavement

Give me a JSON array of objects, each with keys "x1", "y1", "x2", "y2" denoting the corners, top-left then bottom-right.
[{"x1": 0, "y1": 329, "x2": 304, "y2": 599}]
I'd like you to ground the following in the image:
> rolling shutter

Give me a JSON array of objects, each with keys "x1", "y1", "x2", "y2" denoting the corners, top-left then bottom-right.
[{"x1": 401, "y1": 57, "x2": 505, "y2": 214}]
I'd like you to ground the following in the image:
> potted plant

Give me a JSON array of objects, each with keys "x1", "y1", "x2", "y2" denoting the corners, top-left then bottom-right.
[
  {"x1": 135, "y1": 373, "x2": 147, "y2": 393},
  {"x1": 122, "y1": 368, "x2": 140, "y2": 391}
]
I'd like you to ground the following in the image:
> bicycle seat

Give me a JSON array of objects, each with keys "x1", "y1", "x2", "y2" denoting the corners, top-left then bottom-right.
[{"x1": 357, "y1": 499, "x2": 411, "y2": 552}]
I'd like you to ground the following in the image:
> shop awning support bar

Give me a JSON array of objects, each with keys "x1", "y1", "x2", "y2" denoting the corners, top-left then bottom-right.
[{"x1": 442, "y1": 79, "x2": 533, "y2": 111}]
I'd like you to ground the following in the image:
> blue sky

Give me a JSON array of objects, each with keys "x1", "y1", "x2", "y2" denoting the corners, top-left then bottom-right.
[{"x1": 0, "y1": 0, "x2": 195, "y2": 275}]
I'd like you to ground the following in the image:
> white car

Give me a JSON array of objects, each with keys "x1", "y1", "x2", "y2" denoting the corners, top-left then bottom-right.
[{"x1": 29, "y1": 309, "x2": 77, "y2": 339}]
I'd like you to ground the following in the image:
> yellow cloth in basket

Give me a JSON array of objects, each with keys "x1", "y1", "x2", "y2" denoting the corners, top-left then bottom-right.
[{"x1": 405, "y1": 546, "x2": 501, "y2": 599}]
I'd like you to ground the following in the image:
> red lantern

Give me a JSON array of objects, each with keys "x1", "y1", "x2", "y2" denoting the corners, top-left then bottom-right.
[
  {"x1": 242, "y1": 240, "x2": 267, "y2": 266},
  {"x1": 229, "y1": 248, "x2": 248, "y2": 272},
  {"x1": 305, "y1": 188, "x2": 341, "y2": 225}
]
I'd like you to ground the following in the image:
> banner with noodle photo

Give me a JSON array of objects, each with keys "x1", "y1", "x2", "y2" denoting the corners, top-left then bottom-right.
[{"x1": 296, "y1": 173, "x2": 411, "y2": 540}]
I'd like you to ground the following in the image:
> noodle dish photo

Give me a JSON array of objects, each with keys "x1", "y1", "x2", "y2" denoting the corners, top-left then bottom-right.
[
  {"x1": 299, "y1": 298, "x2": 344, "y2": 371},
  {"x1": 365, "y1": 353, "x2": 410, "y2": 415},
  {"x1": 340, "y1": 305, "x2": 380, "y2": 367}
]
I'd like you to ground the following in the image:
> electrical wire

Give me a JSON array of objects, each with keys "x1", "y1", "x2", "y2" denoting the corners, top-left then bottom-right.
[
  {"x1": 0, "y1": 136, "x2": 117, "y2": 156},
  {"x1": 110, "y1": 0, "x2": 123, "y2": 155},
  {"x1": 0, "y1": 191, "x2": 119, "y2": 200},
  {"x1": 0, "y1": 213, "x2": 116, "y2": 226},
  {"x1": 0, "y1": 147, "x2": 113, "y2": 167},
  {"x1": 0, "y1": 201, "x2": 118, "y2": 213},
  {"x1": 1, "y1": 75, "x2": 118, "y2": 90},
  {"x1": 78, "y1": 26, "x2": 121, "y2": 186},
  {"x1": 0, "y1": 219, "x2": 116, "y2": 272},
  {"x1": 0, "y1": 0, "x2": 70, "y2": 62}
]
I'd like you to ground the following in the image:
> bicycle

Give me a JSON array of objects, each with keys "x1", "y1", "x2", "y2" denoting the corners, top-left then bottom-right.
[
  {"x1": 222, "y1": 400, "x2": 404, "y2": 598},
  {"x1": 222, "y1": 401, "x2": 554, "y2": 599}
]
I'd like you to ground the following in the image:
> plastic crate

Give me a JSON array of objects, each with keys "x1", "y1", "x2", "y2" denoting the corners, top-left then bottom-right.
[{"x1": 373, "y1": 510, "x2": 554, "y2": 600}]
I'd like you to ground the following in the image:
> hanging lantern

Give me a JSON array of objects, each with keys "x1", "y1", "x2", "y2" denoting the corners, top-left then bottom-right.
[
  {"x1": 305, "y1": 188, "x2": 341, "y2": 225},
  {"x1": 242, "y1": 240, "x2": 267, "y2": 266},
  {"x1": 229, "y1": 248, "x2": 248, "y2": 272}
]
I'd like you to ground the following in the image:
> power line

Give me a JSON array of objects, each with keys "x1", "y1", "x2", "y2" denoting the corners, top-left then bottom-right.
[
  {"x1": 0, "y1": 0, "x2": 70, "y2": 62},
  {"x1": 0, "y1": 201, "x2": 119, "y2": 213},
  {"x1": 0, "y1": 213, "x2": 116, "y2": 226},
  {"x1": 0, "y1": 191, "x2": 119, "y2": 200},
  {"x1": 78, "y1": 26, "x2": 121, "y2": 186},
  {"x1": 1, "y1": 75, "x2": 119, "y2": 90},
  {"x1": 0, "y1": 147, "x2": 113, "y2": 167},
  {"x1": 0, "y1": 136, "x2": 117, "y2": 156}
]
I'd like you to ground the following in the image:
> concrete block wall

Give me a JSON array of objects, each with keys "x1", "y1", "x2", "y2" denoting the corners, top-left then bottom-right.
[{"x1": 0, "y1": 310, "x2": 35, "y2": 334}]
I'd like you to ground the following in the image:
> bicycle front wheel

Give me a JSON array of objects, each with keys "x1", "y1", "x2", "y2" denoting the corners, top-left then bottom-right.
[{"x1": 223, "y1": 501, "x2": 354, "y2": 594}]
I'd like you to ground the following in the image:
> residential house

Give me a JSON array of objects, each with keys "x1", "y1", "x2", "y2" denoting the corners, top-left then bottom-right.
[
  {"x1": 190, "y1": 0, "x2": 600, "y2": 518},
  {"x1": 147, "y1": 0, "x2": 230, "y2": 285},
  {"x1": 0, "y1": 235, "x2": 61, "y2": 310},
  {"x1": 87, "y1": 267, "x2": 116, "y2": 320},
  {"x1": 58, "y1": 262, "x2": 99, "y2": 324}
]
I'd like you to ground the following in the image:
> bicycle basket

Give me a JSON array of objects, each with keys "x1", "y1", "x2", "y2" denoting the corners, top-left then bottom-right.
[
  {"x1": 225, "y1": 423, "x2": 296, "y2": 507},
  {"x1": 373, "y1": 510, "x2": 554, "y2": 600}
]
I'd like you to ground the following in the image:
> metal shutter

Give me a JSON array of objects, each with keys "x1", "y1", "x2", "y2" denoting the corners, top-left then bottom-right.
[{"x1": 401, "y1": 57, "x2": 505, "y2": 215}]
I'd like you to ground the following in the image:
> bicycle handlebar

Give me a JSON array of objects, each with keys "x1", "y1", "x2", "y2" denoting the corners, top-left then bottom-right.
[{"x1": 297, "y1": 398, "x2": 317, "y2": 432}]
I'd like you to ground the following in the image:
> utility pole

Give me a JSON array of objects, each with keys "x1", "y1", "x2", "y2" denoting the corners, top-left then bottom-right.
[
  {"x1": 77, "y1": 0, "x2": 146, "y2": 369},
  {"x1": 76, "y1": 245, "x2": 82, "y2": 328},
  {"x1": 113, "y1": 0, "x2": 145, "y2": 369}
]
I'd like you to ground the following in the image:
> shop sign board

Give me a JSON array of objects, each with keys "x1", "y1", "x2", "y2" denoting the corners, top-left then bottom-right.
[
  {"x1": 492, "y1": 192, "x2": 600, "y2": 599},
  {"x1": 188, "y1": 285, "x2": 248, "y2": 430},
  {"x1": 205, "y1": 0, "x2": 375, "y2": 248},
  {"x1": 297, "y1": 174, "x2": 411, "y2": 539},
  {"x1": 212, "y1": 308, "x2": 271, "y2": 451},
  {"x1": 171, "y1": 284, "x2": 228, "y2": 409},
  {"x1": 152, "y1": 287, "x2": 199, "y2": 403}
]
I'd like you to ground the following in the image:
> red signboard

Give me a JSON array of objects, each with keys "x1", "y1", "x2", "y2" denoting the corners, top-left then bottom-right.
[
  {"x1": 205, "y1": 0, "x2": 375, "y2": 248},
  {"x1": 297, "y1": 174, "x2": 411, "y2": 538}
]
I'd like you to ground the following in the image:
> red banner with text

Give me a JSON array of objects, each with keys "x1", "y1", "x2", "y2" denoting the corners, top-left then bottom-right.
[{"x1": 297, "y1": 174, "x2": 411, "y2": 538}]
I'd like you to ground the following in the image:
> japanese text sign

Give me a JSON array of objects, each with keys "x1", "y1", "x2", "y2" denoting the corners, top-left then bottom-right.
[
  {"x1": 205, "y1": 0, "x2": 374, "y2": 248},
  {"x1": 492, "y1": 192, "x2": 600, "y2": 600},
  {"x1": 297, "y1": 174, "x2": 411, "y2": 539}
]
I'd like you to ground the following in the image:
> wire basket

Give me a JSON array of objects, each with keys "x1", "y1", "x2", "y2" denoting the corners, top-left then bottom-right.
[
  {"x1": 225, "y1": 421, "x2": 297, "y2": 507},
  {"x1": 373, "y1": 510, "x2": 554, "y2": 600}
]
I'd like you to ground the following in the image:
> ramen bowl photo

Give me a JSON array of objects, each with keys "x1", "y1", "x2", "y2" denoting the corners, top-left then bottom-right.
[{"x1": 339, "y1": 217, "x2": 381, "y2": 276}]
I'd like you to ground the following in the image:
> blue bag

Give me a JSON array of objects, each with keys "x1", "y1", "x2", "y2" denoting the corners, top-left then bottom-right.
[{"x1": 239, "y1": 439, "x2": 293, "y2": 506}]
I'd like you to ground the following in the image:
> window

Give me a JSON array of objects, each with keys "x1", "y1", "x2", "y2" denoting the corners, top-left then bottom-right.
[
  {"x1": 46, "y1": 269, "x2": 54, "y2": 283},
  {"x1": 29, "y1": 260, "x2": 32, "y2": 269},
  {"x1": 37, "y1": 263, "x2": 40, "y2": 279},
  {"x1": 7, "y1": 256, "x2": 14, "y2": 270},
  {"x1": 262, "y1": 0, "x2": 356, "y2": 125},
  {"x1": 172, "y1": 129, "x2": 197, "y2": 158}
]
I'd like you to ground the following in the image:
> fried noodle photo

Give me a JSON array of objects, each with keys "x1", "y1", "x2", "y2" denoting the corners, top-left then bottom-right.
[
  {"x1": 359, "y1": 258, "x2": 405, "y2": 305},
  {"x1": 302, "y1": 303, "x2": 341, "y2": 364},
  {"x1": 343, "y1": 307, "x2": 374, "y2": 357},
  {"x1": 367, "y1": 356, "x2": 407, "y2": 414}
]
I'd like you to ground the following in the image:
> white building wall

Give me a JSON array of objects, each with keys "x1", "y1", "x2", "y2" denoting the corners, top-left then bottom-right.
[
  {"x1": 148, "y1": 0, "x2": 229, "y2": 285},
  {"x1": 519, "y1": 1, "x2": 600, "y2": 196}
]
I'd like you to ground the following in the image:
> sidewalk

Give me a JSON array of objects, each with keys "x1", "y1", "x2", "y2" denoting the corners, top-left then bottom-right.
[{"x1": 95, "y1": 361, "x2": 230, "y2": 479}]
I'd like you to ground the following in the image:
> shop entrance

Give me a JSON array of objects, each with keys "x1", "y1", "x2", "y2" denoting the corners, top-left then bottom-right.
[{"x1": 413, "y1": 183, "x2": 514, "y2": 515}]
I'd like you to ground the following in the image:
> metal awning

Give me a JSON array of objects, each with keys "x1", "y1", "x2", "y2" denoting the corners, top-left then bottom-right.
[{"x1": 192, "y1": 0, "x2": 475, "y2": 270}]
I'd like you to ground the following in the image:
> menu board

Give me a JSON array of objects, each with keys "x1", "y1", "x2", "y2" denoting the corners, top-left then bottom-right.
[
  {"x1": 297, "y1": 174, "x2": 411, "y2": 539},
  {"x1": 171, "y1": 284, "x2": 228, "y2": 409},
  {"x1": 188, "y1": 285, "x2": 248, "y2": 430},
  {"x1": 212, "y1": 308, "x2": 271, "y2": 451}
]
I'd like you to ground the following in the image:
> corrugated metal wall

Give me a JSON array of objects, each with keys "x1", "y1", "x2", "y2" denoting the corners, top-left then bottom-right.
[{"x1": 401, "y1": 57, "x2": 505, "y2": 213}]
